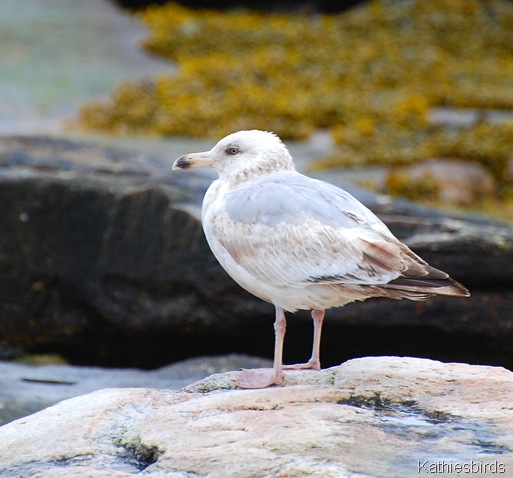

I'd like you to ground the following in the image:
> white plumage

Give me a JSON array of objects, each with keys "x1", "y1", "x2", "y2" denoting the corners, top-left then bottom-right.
[{"x1": 173, "y1": 130, "x2": 469, "y2": 388}]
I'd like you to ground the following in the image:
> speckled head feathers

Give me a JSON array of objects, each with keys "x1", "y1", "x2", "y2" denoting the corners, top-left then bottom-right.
[
  {"x1": 173, "y1": 130, "x2": 296, "y2": 181},
  {"x1": 209, "y1": 130, "x2": 296, "y2": 180}
]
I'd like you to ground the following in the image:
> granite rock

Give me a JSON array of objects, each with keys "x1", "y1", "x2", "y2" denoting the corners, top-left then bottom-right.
[
  {"x1": 386, "y1": 158, "x2": 496, "y2": 206},
  {"x1": 0, "y1": 357, "x2": 511, "y2": 477},
  {"x1": 0, "y1": 354, "x2": 271, "y2": 426}
]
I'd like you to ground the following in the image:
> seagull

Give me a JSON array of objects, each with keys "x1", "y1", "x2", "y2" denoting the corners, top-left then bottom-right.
[{"x1": 172, "y1": 130, "x2": 470, "y2": 389}]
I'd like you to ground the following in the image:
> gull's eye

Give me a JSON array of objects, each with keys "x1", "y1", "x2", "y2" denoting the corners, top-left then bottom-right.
[{"x1": 226, "y1": 146, "x2": 239, "y2": 156}]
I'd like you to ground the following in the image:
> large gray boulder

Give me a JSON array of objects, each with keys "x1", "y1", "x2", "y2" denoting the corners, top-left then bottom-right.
[
  {"x1": 1, "y1": 136, "x2": 512, "y2": 368},
  {"x1": 0, "y1": 357, "x2": 511, "y2": 477}
]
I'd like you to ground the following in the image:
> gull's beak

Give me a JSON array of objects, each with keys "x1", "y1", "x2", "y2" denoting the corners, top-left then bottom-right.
[{"x1": 172, "y1": 152, "x2": 213, "y2": 171}]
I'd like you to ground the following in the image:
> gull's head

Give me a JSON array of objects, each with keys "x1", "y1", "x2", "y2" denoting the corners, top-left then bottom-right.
[{"x1": 172, "y1": 130, "x2": 295, "y2": 180}]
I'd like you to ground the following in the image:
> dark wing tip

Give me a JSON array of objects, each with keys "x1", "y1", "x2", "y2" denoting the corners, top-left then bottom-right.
[
  {"x1": 389, "y1": 244, "x2": 470, "y2": 298},
  {"x1": 385, "y1": 275, "x2": 470, "y2": 298}
]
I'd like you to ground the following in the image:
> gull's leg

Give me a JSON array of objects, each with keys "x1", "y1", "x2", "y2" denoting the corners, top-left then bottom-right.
[
  {"x1": 283, "y1": 309, "x2": 324, "y2": 370},
  {"x1": 237, "y1": 306, "x2": 286, "y2": 389}
]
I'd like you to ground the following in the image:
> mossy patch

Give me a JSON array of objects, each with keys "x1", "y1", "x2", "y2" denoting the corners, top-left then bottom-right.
[
  {"x1": 385, "y1": 170, "x2": 441, "y2": 202},
  {"x1": 80, "y1": 1, "x2": 513, "y2": 136},
  {"x1": 79, "y1": 0, "x2": 513, "y2": 216}
]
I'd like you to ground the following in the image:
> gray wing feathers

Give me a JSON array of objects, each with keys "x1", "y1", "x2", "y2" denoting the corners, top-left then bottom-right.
[
  {"x1": 224, "y1": 173, "x2": 383, "y2": 230},
  {"x1": 217, "y1": 172, "x2": 469, "y2": 297},
  {"x1": 217, "y1": 173, "x2": 401, "y2": 286}
]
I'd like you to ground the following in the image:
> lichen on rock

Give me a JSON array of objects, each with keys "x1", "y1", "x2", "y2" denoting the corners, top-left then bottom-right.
[{"x1": 80, "y1": 0, "x2": 513, "y2": 171}]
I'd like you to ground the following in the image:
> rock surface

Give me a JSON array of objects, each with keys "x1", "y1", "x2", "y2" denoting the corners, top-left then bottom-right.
[
  {"x1": 114, "y1": 0, "x2": 361, "y2": 14},
  {"x1": 0, "y1": 357, "x2": 512, "y2": 477},
  {"x1": 0, "y1": 354, "x2": 271, "y2": 426},
  {"x1": 386, "y1": 158, "x2": 497, "y2": 206},
  {"x1": 1, "y1": 136, "x2": 513, "y2": 370}
]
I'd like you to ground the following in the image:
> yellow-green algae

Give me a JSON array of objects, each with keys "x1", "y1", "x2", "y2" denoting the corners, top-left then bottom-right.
[{"x1": 80, "y1": 0, "x2": 513, "y2": 212}]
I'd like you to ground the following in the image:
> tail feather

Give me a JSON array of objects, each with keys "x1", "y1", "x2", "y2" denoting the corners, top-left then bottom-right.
[{"x1": 384, "y1": 245, "x2": 470, "y2": 298}]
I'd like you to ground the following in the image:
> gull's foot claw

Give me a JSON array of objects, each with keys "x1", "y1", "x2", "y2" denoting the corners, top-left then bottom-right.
[{"x1": 236, "y1": 368, "x2": 284, "y2": 389}]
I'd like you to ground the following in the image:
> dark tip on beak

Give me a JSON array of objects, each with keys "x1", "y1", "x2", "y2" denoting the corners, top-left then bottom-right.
[{"x1": 172, "y1": 156, "x2": 192, "y2": 170}]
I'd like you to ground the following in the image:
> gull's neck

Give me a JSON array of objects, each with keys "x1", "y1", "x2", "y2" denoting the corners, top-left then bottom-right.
[{"x1": 222, "y1": 154, "x2": 296, "y2": 188}]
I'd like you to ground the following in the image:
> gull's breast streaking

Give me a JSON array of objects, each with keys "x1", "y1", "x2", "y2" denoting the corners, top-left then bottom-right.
[{"x1": 173, "y1": 130, "x2": 469, "y2": 388}]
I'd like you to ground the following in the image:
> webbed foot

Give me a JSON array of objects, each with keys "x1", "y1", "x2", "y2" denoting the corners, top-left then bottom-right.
[{"x1": 282, "y1": 358, "x2": 320, "y2": 371}]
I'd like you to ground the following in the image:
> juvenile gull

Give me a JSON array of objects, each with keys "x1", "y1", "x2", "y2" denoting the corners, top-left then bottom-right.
[{"x1": 173, "y1": 130, "x2": 469, "y2": 388}]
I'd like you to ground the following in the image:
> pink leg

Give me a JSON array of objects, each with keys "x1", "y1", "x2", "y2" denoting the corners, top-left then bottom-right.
[
  {"x1": 283, "y1": 309, "x2": 324, "y2": 370},
  {"x1": 237, "y1": 306, "x2": 286, "y2": 389}
]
